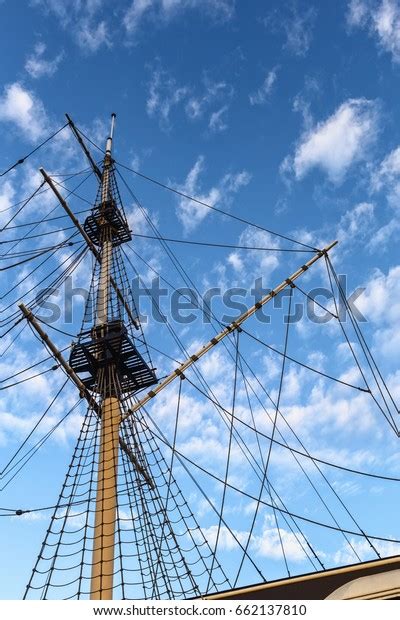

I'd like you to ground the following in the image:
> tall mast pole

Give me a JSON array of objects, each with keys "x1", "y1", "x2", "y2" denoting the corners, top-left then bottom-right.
[{"x1": 90, "y1": 113, "x2": 121, "y2": 600}]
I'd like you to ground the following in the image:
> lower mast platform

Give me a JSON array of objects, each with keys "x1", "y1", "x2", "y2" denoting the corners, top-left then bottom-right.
[{"x1": 69, "y1": 320, "x2": 157, "y2": 394}]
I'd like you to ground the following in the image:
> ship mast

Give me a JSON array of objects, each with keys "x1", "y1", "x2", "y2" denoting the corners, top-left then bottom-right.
[
  {"x1": 90, "y1": 113, "x2": 119, "y2": 600},
  {"x1": 60, "y1": 114, "x2": 156, "y2": 599}
]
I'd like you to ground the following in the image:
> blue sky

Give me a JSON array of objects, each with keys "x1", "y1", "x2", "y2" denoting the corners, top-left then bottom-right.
[{"x1": 1, "y1": 0, "x2": 400, "y2": 600}]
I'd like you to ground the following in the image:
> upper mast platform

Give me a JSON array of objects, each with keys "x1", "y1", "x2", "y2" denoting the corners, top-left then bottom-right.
[{"x1": 84, "y1": 199, "x2": 132, "y2": 247}]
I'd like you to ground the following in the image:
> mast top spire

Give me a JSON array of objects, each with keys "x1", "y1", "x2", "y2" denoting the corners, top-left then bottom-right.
[{"x1": 105, "y1": 113, "x2": 116, "y2": 158}]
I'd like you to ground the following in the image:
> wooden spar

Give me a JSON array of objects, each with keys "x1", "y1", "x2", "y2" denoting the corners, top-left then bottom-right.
[
  {"x1": 121, "y1": 240, "x2": 338, "y2": 423},
  {"x1": 18, "y1": 303, "x2": 97, "y2": 407},
  {"x1": 40, "y1": 168, "x2": 98, "y2": 254},
  {"x1": 65, "y1": 113, "x2": 102, "y2": 181},
  {"x1": 39, "y1": 168, "x2": 139, "y2": 330},
  {"x1": 17, "y1": 303, "x2": 154, "y2": 488}
]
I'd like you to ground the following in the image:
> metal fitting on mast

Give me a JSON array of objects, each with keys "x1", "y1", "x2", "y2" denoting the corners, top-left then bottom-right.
[{"x1": 105, "y1": 113, "x2": 116, "y2": 158}]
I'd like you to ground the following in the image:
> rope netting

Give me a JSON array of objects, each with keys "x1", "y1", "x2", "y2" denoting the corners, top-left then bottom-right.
[{"x1": 23, "y1": 395, "x2": 229, "y2": 600}]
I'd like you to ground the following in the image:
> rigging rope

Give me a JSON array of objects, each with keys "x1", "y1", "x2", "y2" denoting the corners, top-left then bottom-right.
[
  {"x1": 71, "y1": 123, "x2": 318, "y2": 251},
  {"x1": 0, "y1": 123, "x2": 69, "y2": 178},
  {"x1": 116, "y1": 161, "x2": 318, "y2": 251},
  {"x1": 145, "y1": 413, "x2": 400, "y2": 546},
  {"x1": 235, "y1": 287, "x2": 294, "y2": 585},
  {"x1": 132, "y1": 233, "x2": 314, "y2": 253}
]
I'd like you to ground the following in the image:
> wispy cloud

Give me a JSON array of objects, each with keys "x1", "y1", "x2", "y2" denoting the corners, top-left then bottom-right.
[
  {"x1": 368, "y1": 218, "x2": 400, "y2": 250},
  {"x1": 123, "y1": 0, "x2": 235, "y2": 35},
  {"x1": 224, "y1": 227, "x2": 280, "y2": 283},
  {"x1": 249, "y1": 67, "x2": 279, "y2": 106},
  {"x1": 264, "y1": 3, "x2": 317, "y2": 57},
  {"x1": 75, "y1": 19, "x2": 111, "y2": 52},
  {"x1": 175, "y1": 155, "x2": 251, "y2": 233},
  {"x1": 31, "y1": 0, "x2": 111, "y2": 52},
  {"x1": 123, "y1": 0, "x2": 153, "y2": 34},
  {"x1": 292, "y1": 75, "x2": 321, "y2": 129},
  {"x1": 337, "y1": 202, "x2": 375, "y2": 246},
  {"x1": 186, "y1": 78, "x2": 233, "y2": 123},
  {"x1": 366, "y1": 144, "x2": 400, "y2": 249},
  {"x1": 31, "y1": 0, "x2": 107, "y2": 23},
  {"x1": 146, "y1": 66, "x2": 233, "y2": 131},
  {"x1": 356, "y1": 264, "x2": 400, "y2": 326},
  {"x1": 0, "y1": 178, "x2": 16, "y2": 228},
  {"x1": 25, "y1": 42, "x2": 64, "y2": 79},
  {"x1": 253, "y1": 515, "x2": 312, "y2": 562},
  {"x1": 371, "y1": 144, "x2": 400, "y2": 206},
  {"x1": 282, "y1": 98, "x2": 380, "y2": 183},
  {"x1": 332, "y1": 537, "x2": 400, "y2": 566},
  {"x1": 283, "y1": 4, "x2": 317, "y2": 56},
  {"x1": 347, "y1": 0, "x2": 400, "y2": 63},
  {"x1": 208, "y1": 105, "x2": 229, "y2": 133},
  {"x1": 146, "y1": 66, "x2": 190, "y2": 130}
]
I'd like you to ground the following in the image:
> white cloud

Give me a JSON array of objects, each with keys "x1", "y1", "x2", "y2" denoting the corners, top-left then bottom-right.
[
  {"x1": 208, "y1": 105, "x2": 229, "y2": 133},
  {"x1": 352, "y1": 264, "x2": 400, "y2": 360},
  {"x1": 368, "y1": 217, "x2": 400, "y2": 250},
  {"x1": 0, "y1": 82, "x2": 48, "y2": 141},
  {"x1": 253, "y1": 515, "x2": 310, "y2": 562},
  {"x1": 0, "y1": 178, "x2": 16, "y2": 228},
  {"x1": 284, "y1": 384, "x2": 377, "y2": 436},
  {"x1": 285, "y1": 98, "x2": 380, "y2": 183},
  {"x1": 186, "y1": 79, "x2": 233, "y2": 123},
  {"x1": 32, "y1": 0, "x2": 106, "y2": 21},
  {"x1": 372, "y1": 145, "x2": 400, "y2": 189},
  {"x1": 347, "y1": 0, "x2": 400, "y2": 63},
  {"x1": 347, "y1": 0, "x2": 370, "y2": 26},
  {"x1": 284, "y1": 5, "x2": 317, "y2": 56},
  {"x1": 237, "y1": 227, "x2": 280, "y2": 280},
  {"x1": 25, "y1": 42, "x2": 63, "y2": 79},
  {"x1": 175, "y1": 156, "x2": 251, "y2": 233},
  {"x1": 124, "y1": 0, "x2": 235, "y2": 34},
  {"x1": 123, "y1": 0, "x2": 153, "y2": 33},
  {"x1": 333, "y1": 537, "x2": 400, "y2": 565},
  {"x1": 32, "y1": 0, "x2": 110, "y2": 52},
  {"x1": 126, "y1": 204, "x2": 159, "y2": 236},
  {"x1": 227, "y1": 252, "x2": 245, "y2": 274},
  {"x1": 249, "y1": 68, "x2": 278, "y2": 106},
  {"x1": 292, "y1": 76, "x2": 320, "y2": 130},
  {"x1": 146, "y1": 68, "x2": 233, "y2": 131},
  {"x1": 31, "y1": 0, "x2": 71, "y2": 23},
  {"x1": 201, "y1": 524, "x2": 248, "y2": 551},
  {"x1": 264, "y1": 4, "x2": 317, "y2": 57},
  {"x1": 366, "y1": 146, "x2": 400, "y2": 246},
  {"x1": 146, "y1": 67, "x2": 189, "y2": 130},
  {"x1": 356, "y1": 264, "x2": 400, "y2": 325},
  {"x1": 332, "y1": 479, "x2": 361, "y2": 497},
  {"x1": 202, "y1": 516, "x2": 316, "y2": 564},
  {"x1": 371, "y1": 145, "x2": 400, "y2": 207},
  {"x1": 314, "y1": 445, "x2": 379, "y2": 470},
  {"x1": 33, "y1": 0, "x2": 234, "y2": 51},
  {"x1": 337, "y1": 202, "x2": 375, "y2": 245},
  {"x1": 75, "y1": 19, "x2": 111, "y2": 52}
]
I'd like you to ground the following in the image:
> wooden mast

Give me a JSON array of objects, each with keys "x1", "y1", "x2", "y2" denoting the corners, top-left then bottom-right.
[{"x1": 90, "y1": 114, "x2": 120, "y2": 600}]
